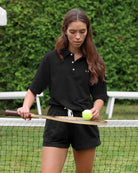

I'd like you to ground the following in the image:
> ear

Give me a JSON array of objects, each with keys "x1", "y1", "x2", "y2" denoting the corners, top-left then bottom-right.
[
  {"x1": 64, "y1": 33, "x2": 68, "y2": 40},
  {"x1": 62, "y1": 25, "x2": 68, "y2": 37},
  {"x1": 65, "y1": 30, "x2": 67, "y2": 35}
]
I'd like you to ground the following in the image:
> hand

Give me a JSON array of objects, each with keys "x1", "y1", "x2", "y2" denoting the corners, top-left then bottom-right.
[
  {"x1": 90, "y1": 107, "x2": 100, "y2": 120},
  {"x1": 17, "y1": 107, "x2": 31, "y2": 120}
]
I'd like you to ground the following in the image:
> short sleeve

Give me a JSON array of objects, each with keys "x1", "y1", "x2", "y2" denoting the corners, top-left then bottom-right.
[
  {"x1": 29, "y1": 55, "x2": 50, "y2": 95},
  {"x1": 89, "y1": 77, "x2": 107, "y2": 102}
]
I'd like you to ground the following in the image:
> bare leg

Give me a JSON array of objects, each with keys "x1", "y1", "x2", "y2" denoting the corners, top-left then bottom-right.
[
  {"x1": 73, "y1": 148, "x2": 96, "y2": 173},
  {"x1": 41, "y1": 147, "x2": 68, "y2": 173}
]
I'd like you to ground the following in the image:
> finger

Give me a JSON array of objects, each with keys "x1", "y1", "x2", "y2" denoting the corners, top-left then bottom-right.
[
  {"x1": 26, "y1": 117, "x2": 31, "y2": 121},
  {"x1": 17, "y1": 110, "x2": 28, "y2": 120},
  {"x1": 17, "y1": 108, "x2": 22, "y2": 116},
  {"x1": 23, "y1": 112, "x2": 30, "y2": 120},
  {"x1": 91, "y1": 112, "x2": 99, "y2": 120}
]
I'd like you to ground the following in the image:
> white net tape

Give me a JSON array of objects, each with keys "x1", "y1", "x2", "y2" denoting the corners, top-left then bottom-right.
[{"x1": 0, "y1": 118, "x2": 138, "y2": 127}]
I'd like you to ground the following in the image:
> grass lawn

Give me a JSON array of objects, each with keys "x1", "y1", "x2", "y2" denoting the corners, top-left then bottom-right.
[
  {"x1": 0, "y1": 104, "x2": 138, "y2": 172},
  {"x1": 1, "y1": 104, "x2": 138, "y2": 120}
]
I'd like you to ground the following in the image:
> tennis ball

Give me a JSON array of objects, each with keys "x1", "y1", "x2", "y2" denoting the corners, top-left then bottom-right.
[{"x1": 82, "y1": 109, "x2": 92, "y2": 120}]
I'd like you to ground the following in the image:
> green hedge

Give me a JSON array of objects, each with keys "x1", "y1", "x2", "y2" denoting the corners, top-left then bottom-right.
[{"x1": 0, "y1": 0, "x2": 137, "y2": 108}]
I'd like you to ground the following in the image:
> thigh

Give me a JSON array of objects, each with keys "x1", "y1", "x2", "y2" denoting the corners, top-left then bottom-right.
[
  {"x1": 73, "y1": 148, "x2": 96, "y2": 173},
  {"x1": 41, "y1": 146, "x2": 68, "y2": 173}
]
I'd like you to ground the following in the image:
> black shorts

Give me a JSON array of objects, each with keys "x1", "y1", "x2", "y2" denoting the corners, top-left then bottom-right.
[{"x1": 43, "y1": 105, "x2": 101, "y2": 151}]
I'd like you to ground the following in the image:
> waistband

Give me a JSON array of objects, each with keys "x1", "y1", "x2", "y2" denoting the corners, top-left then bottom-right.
[{"x1": 49, "y1": 105, "x2": 82, "y2": 117}]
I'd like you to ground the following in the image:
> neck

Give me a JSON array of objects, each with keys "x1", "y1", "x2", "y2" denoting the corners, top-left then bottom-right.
[
  {"x1": 68, "y1": 46, "x2": 81, "y2": 55},
  {"x1": 68, "y1": 47, "x2": 83, "y2": 61}
]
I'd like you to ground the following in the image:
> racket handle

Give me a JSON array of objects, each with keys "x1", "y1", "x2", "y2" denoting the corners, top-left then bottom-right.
[
  {"x1": 5, "y1": 110, "x2": 32, "y2": 117},
  {"x1": 5, "y1": 110, "x2": 19, "y2": 116}
]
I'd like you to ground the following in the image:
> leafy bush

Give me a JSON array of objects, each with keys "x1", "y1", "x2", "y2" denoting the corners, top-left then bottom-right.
[{"x1": 0, "y1": 0, "x2": 137, "y2": 109}]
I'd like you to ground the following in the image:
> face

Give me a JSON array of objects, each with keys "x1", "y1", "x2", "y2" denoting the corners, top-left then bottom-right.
[{"x1": 65, "y1": 21, "x2": 87, "y2": 51}]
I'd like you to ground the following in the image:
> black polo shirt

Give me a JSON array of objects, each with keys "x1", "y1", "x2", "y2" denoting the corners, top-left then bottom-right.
[{"x1": 29, "y1": 49, "x2": 107, "y2": 111}]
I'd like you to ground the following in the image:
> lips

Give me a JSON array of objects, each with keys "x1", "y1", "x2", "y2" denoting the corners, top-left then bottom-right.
[{"x1": 74, "y1": 42, "x2": 81, "y2": 45}]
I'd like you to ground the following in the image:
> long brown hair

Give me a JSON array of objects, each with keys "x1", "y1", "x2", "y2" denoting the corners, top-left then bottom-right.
[{"x1": 55, "y1": 9, "x2": 105, "y2": 85}]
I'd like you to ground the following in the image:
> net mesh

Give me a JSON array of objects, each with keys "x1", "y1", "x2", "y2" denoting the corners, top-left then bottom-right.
[{"x1": 0, "y1": 118, "x2": 138, "y2": 173}]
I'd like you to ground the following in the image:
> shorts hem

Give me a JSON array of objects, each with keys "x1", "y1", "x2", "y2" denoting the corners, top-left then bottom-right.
[
  {"x1": 43, "y1": 142, "x2": 70, "y2": 149},
  {"x1": 72, "y1": 142, "x2": 101, "y2": 151}
]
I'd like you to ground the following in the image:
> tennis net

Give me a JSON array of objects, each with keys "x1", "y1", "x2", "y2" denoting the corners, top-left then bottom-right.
[{"x1": 0, "y1": 118, "x2": 137, "y2": 173}]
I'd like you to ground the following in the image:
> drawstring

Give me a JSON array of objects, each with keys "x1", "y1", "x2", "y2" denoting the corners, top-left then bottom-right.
[{"x1": 64, "y1": 107, "x2": 74, "y2": 117}]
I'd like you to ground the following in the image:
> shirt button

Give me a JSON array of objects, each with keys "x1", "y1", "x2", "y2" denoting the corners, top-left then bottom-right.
[
  {"x1": 70, "y1": 53, "x2": 73, "y2": 56},
  {"x1": 72, "y1": 61, "x2": 74, "y2": 64},
  {"x1": 72, "y1": 68, "x2": 75, "y2": 71}
]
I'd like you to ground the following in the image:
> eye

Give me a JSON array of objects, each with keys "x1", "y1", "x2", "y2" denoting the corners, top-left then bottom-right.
[
  {"x1": 80, "y1": 30, "x2": 86, "y2": 34},
  {"x1": 69, "y1": 31, "x2": 76, "y2": 34}
]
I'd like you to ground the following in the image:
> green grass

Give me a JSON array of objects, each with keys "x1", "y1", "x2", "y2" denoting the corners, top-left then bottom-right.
[
  {"x1": 0, "y1": 104, "x2": 138, "y2": 172},
  {"x1": 0, "y1": 126, "x2": 75, "y2": 173},
  {"x1": 1, "y1": 104, "x2": 138, "y2": 120},
  {"x1": 100, "y1": 104, "x2": 138, "y2": 120},
  {"x1": 0, "y1": 126, "x2": 137, "y2": 173},
  {"x1": 94, "y1": 127, "x2": 138, "y2": 173}
]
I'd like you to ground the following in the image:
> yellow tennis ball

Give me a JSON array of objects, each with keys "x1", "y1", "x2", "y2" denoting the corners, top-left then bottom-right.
[{"x1": 82, "y1": 109, "x2": 92, "y2": 120}]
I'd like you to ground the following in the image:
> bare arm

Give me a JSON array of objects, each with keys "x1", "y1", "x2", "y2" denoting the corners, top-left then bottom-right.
[
  {"x1": 17, "y1": 89, "x2": 36, "y2": 120},
  {"x1": 90, "y1": 99, "x2": 104, "y2": 120}
]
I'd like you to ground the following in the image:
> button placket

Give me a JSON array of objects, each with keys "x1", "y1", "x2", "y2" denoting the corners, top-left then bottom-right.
[
  {"x1": 70, "y1": 53, "x2": 76, "y2": 72},
  {"x1": 70, "y1": 53, "x2": 73, "y2": 56},
  {"x1": 72, "y1": 68, "x2": 75, "y2": 71}
]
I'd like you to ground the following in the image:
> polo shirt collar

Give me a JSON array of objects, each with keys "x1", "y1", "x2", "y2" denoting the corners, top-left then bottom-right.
[
  {"x1": 60, "y1": 48, "x2": 71, "y2": 58},
  {"x1": 60, "y1": 48, "x2": 86, "y2": 59}
]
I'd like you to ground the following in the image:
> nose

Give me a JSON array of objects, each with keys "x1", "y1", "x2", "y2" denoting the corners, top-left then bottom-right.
[{"x1": 75, "y1": 32, "x2": 80, "y2": 39}]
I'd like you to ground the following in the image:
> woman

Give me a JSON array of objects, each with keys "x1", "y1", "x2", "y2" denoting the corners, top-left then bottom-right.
[{"x1": 17, "y1": 9, "x2": 107, "y2": 173}]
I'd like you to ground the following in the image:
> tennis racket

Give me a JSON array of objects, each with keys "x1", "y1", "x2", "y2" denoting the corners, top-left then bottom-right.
[{"x1": 5, "y1": 110, "x2": 107, "y2": 125}]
